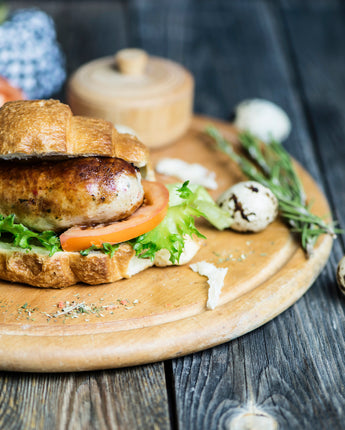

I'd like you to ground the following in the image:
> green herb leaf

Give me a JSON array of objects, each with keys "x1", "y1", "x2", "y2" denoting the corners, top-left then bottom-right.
[
  {"x1": 80, "y1": 245, "x2": 99, "y2": 256},
  {"x1": 102, "y1": 242, "x2": 119, "y2": 258},
  {"x1": 132, "y1": 204, "x2": 205, "y2": 264},
  {"x1": 167, "y1": 181, "x2": 232, "y2": 231},
  {"x1": 206, "y1": 125, "x2": 338, "y2": 257},
  {"x1": 36, "y1": 230, "x2": 62, "y2": 256},
  {"x1": 131, "y1": 181, "x2": 231, "y2": 264},
  {"x1": 80, "y1": 242, "x2": 119, "y2": 257},
  {"x1": 0, "y1": 214, "x2": 61, "y2": 256}
]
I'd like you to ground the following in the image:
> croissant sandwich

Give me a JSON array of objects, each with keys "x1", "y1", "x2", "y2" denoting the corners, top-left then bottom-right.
[{"x1": 0, "y1": 99, "x2": 231, "y2": 288}]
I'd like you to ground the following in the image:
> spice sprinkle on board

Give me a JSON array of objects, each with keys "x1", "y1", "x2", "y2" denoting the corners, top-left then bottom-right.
[{"x1": 0, "y1": 116, "x2": 333, "y2": 372}]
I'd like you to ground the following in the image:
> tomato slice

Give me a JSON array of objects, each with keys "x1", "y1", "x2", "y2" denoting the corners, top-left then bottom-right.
[
  {"x1": 0, "y1": 76, "x2": 25, "y2": 106},
  {"x1": 59, "y1": 180, "x2": 169, "y2": 252}
]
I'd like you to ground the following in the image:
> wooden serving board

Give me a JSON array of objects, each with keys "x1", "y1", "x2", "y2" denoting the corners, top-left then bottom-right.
[{"x1": 0, "y1": 116, "x2": 333, "y2": 372}]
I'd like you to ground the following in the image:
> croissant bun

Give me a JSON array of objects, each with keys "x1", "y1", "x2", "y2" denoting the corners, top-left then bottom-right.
[
  {"x1": 0, "y1": 99, "x2": 201, "y2": 288},
  {"x1": 0, "y1": 99, "x2": 149, "y2": 167},
  {"x1": 0, "y1": 236, "x2": 201, "y2": 288}
]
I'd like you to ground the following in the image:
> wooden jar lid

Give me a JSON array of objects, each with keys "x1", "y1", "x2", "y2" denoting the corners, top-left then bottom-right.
[{"x1": 67, "y1": 49, "x2": 194, "y2": 148}]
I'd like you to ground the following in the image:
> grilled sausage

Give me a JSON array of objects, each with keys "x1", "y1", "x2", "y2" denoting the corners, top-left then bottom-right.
[{"x1": 0, "y1": 157, "x2": 144, "y2": 232}]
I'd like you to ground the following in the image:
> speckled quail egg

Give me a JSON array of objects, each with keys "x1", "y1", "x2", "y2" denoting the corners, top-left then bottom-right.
[
  {"x1": 217, "y1": 181, "x2": 278, "y2": 232},
  {"x1": 336, "y1": 256, "x2": 345, "y2": 295},
  {"x1": 234, "y1": 99, "x2": 291, "y2": 143}
]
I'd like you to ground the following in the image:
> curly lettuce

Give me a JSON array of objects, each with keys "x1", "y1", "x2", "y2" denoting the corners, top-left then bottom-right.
[
  {"x1": 167, "y1": 182, "x2": 232, "y2": 230},
  {"x1": 131, "y1": 181, "x2": 232, "y2": 264},
  {"x1": 80, "y1": 243, "x2": 119, "y2": 257},
  {"x1": 0, "y1": 214, "x2": 61, "y2": 256},
  {"x1": 0, "y1": 182, "x2": 232, "y2": 262}
]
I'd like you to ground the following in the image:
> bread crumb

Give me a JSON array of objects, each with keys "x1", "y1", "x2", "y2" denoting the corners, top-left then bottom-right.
[{"x1": 190, "y1": 261, "x2": 228, "y2": 310}]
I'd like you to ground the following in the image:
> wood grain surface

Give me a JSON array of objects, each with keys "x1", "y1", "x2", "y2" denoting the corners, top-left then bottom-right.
[
  {"x1": 0, "y1": 364, "x2": 170, "y2": 429},
  {"x1": 1, "y1": 0, "x2": 345, "y2": 429},
  {"x1": 0, "y1": 116, "x2": 332, "y2": 372}
]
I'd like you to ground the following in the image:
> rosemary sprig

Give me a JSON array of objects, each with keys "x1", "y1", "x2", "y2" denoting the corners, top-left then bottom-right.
[{"x1": 206, "y1": 125, "x2": 337, "y2": 257}]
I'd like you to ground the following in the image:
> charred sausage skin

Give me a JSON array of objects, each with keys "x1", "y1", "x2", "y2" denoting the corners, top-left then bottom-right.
[{"x1": 0, "y1": 157, "x2": 144, "y2": 231}]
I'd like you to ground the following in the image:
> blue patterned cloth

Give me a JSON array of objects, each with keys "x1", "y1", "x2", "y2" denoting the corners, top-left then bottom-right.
[{"x1": 0, "y1": 9, "x2": 66, "y2": 99}]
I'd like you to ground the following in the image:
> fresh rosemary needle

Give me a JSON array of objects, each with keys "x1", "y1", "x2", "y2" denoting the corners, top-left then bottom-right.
[{"x1": 206, "y1": 125, "x2": 337, "y2": 257}]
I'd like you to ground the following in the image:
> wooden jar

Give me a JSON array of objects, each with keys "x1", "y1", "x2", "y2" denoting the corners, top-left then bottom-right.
[{"x1": 67, "y1": 49, "x2": 194, "y2": 148}]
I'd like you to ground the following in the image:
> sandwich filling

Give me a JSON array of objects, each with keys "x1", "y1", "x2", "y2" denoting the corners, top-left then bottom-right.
[
  {"x1": 0, "y1": 156, "x2": 144, "y2": 232},
  {"x1": 0, "y1": 100, "x2": 233, "y2": 270}
]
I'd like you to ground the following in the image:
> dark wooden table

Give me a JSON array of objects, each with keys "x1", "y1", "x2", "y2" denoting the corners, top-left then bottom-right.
[{"x1": 1, "y1": 0, "x2": 345, "y2": 428}]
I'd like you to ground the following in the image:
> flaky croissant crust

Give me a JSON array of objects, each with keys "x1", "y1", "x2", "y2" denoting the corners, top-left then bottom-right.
[{"x1": 0, "y1": 99, "x2": 149, "y2": 167}]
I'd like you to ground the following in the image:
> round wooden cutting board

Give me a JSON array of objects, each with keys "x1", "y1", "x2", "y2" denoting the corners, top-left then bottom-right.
[{"x1": 0, "y1": 116, "x2": 333, "y2": 372}]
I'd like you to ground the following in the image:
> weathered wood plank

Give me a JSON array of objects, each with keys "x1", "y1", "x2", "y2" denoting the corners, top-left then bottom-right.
[
  {"x1": 0, "y1": 2, "x2": 172, "y2": 429},
  {"x1": 280, "y1": 0, "x2": 342, "y2": 10},
  {"x1": 280, "y1": 0, "x2": 345, "y2": 232},
  {"x1": 130, "y1": 0, "x2": 345, "y2": 428},
  {"x1": 0, "y1": 364, "x2": 171, "y2": 430},
  {"x1": 2, "y1": 1, "x2": 345, "y2": 429}
]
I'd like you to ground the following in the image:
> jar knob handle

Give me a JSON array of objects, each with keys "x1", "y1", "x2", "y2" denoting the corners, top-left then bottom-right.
[{"x1": 115, "y1": 48, "x2": 148, "y2": 76}]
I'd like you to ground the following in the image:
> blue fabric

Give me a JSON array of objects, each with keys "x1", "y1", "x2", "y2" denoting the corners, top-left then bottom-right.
[{"x1": 0, "y1": 8, "x2": 66, "y2": 99}]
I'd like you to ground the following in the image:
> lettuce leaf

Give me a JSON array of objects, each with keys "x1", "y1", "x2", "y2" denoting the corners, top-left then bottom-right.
[
  {"x1": 0, "y1": 215, "x2": 120, "y2": 258},
  {"x1": 0, "y1": 182, "x2": 231, "y2": 262},
  {"x1": 80, "y1": 243, "x2": 119, "y2": 257},
  {"x1": 131, "y1": 181, "x2": 232, "y2": 264},
  {"x1": 0, "y1": 214, "x2": 61, "y2": 256},
  {"x1": 167, "y1": 182, "x2": 232, "y2": 230}
]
